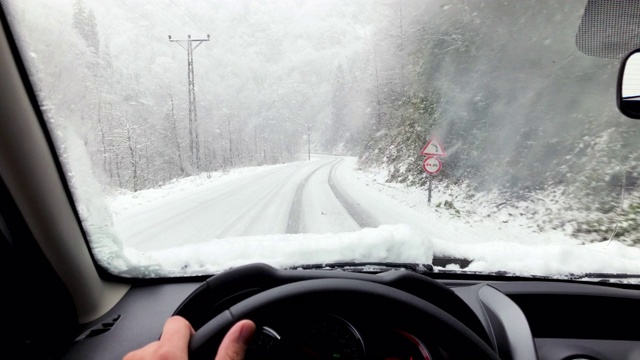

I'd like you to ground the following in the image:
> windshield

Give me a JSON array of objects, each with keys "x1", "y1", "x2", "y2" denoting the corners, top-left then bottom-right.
[{"x1": 3, "y1": 0, "x2": 640, "y2": 279}]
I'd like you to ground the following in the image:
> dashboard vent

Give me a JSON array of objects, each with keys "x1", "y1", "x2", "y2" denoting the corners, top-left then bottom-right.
[{"x1": 74, "y1": 315, "x2": 121, "y2": 342}]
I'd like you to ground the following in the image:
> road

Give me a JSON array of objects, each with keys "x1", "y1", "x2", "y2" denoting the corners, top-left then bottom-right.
[{"x1": 116, "y1": 156, "x2": 394, "y2": 252}]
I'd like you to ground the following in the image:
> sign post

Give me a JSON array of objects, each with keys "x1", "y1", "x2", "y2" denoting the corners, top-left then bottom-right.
[
  {"x1": 420, "y1": 136, "x2": 446, "y2": 205},
  {"x1": 428, "y1": 177, "x2": 432, "y2": 205}
]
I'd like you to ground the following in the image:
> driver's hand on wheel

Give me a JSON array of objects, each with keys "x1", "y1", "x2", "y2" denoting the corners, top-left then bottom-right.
[
  {"x1": 123, "y1": 316, "x2": 256, "y2": 360},
  {"x1": 214, "y1": 319, "x2": 256, "y2": 360}
]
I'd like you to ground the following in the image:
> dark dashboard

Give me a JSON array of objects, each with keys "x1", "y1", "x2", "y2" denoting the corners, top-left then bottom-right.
[
  {"x1": 61, "y1": 264, "x2": 640, "y2": 360},
  {"x1": 244, "y1": 313, "x2": 432, "y2": 360}
]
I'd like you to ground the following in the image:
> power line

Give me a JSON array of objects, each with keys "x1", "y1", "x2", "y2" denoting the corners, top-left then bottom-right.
[
  {"x1": 167, "y1": 0, "x2": 208, "y2": 35},
  {"x1": 113, "y1": 0, "x2": 188, "y2": 35},
  {"x1": 149, "y1": 3, "x2": 192, "y2": 35}
]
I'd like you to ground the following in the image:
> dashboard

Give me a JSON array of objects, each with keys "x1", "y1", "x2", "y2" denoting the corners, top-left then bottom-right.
[
  {"x1": 244, "y1": 313, "x2": 432, "y2": 360},
  {"x1": 61, "y1": 264, "x2": 640, "y2": 360}
]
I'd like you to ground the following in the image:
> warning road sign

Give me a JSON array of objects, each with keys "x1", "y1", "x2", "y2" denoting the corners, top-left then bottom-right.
[
  {"x1": 420, "y1": 136, "x2": 446, "y2": 157},
  {"x1": 422, "y1": 156, "x2": 442, "y2": 175}
]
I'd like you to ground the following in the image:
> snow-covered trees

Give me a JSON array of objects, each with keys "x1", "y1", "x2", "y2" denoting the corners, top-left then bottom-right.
[{"x1": 72, "y1": 0, "x2": 99, "y2": 55}]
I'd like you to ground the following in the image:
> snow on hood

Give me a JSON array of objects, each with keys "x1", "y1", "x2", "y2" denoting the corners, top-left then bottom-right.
[
  {"x1": 121, "y1": 224, "x2": 433, "y2": 277},
  {"x1": 118, "y1": 221, "x2": 640, "y2": 279},
  {"x1": 432, "y1": 237, "x2": 640, "y2": 276}
]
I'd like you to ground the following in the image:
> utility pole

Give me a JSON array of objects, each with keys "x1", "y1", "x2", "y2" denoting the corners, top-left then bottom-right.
[
  {"x1": 282, "y1": 112, "x2": 311, "y2": 161},
  {"x1": 168, "y1": 34, "x2": 210, "y2": 171},
  {"x1": 307, "y1": 124, "x2": 311, "y2": 161}
]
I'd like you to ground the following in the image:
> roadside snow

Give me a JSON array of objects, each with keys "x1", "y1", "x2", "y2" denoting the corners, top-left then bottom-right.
[{"x1": 337, "y1": 157, "x2": 640, "y2": 276}]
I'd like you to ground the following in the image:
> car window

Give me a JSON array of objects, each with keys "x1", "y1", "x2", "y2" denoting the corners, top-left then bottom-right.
[{"x1": 3, "y1": 0, "x2": 640, "y2": 279}]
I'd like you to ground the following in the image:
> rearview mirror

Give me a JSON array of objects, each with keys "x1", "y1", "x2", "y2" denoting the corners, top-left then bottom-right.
[{"x1": 618, "y1": 49, "x2": 640, "y2": 119}]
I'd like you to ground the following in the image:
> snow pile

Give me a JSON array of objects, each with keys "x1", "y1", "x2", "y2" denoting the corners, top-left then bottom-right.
[
  {"x1": 432, "y1": 237, "x2": 640, "y2": 276},
  {"x1": 121, "y1": 224, "x2": 433, "y2": 277}
]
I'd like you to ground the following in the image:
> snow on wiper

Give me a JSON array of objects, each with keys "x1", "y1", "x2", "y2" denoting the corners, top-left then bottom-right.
[
  {"x1": 286, "y1": 262, "x2": 434, "y2": 273},
  {"x1": 285, "y1": 259, "x2": 472, "y2": 273},
  {"x1": 428, "y1": 268, "x2": 640, "y2": 284},
  {"x1": 286, "y1": 258, "x2": 474, "y2": 273},
  {"x1": 565, "y1": 272, "x2": 640, "y2": 283}
]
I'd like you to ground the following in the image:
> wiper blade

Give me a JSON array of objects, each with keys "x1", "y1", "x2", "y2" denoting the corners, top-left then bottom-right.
[
  {"x1": 566, "y1": 272, "x2": 640, "y2": 281},
  {"x1": 285, "y1": 262, "x2": 434, "y2": 273},
  {"x1": 285, "y1": 258, "x2": 474, "y2": 273},
  {"x1": 431, "y1": 257, "x2": 472, "y2": 269}
]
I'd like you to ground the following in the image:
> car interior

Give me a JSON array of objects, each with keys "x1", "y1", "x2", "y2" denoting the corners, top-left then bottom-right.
[{"x1": 2, "y1": 1, "x2": 640, "y2": 360}]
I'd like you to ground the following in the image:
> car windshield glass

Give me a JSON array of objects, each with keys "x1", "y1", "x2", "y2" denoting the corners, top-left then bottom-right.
[{"x1": 3, "y1": 0, "x2": 640, "y2": 279}]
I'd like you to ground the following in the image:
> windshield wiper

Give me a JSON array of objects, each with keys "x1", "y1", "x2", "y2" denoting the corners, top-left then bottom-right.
[
  {"x1": 286, "y1": 262, "x2": 640, "y2": 283},
  {"x1": 431, "y1": 257, "x2": 472, "y2": 268},
  {"x1": 286, "y1": 262, "x2": 435, "y2": 273},
  {"x1": 285, "y1": 257, "x2": 474, "y2": 274}
]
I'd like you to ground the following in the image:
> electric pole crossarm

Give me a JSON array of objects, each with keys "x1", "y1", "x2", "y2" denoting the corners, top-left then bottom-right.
[
  {"x1": 168, "y1": 34, "x2": 210, "y2": 42},
  {"x1": 169, "y1": 37, "x2": 210, "y2": 42}
]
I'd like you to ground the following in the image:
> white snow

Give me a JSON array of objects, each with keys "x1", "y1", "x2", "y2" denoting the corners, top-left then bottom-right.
[
  {"x1": 107, "y1": 163, "x2": 291, "y2": 217},
  {"x1": 39, "y1": 105, "x2": 131, "y2": 273},
  {"x1": 104, "y1": 155, "x2": 640, "y2": 279},
  {"x1": 122, "y1": 224, "x2": 432, "y2": 277}
]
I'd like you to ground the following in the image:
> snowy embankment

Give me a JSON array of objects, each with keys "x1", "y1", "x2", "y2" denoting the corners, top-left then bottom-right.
[
  {"x1": 336, "y1": 158, "x2": 640, "y2": 277},
  {"x1": 107, "y1": 156, "x2": 640, "y2": 279}
]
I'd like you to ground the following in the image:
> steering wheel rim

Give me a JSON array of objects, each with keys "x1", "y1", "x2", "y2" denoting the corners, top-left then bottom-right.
[{"x1": 189, "y1": 278, "x2": 500, "y2": 360}]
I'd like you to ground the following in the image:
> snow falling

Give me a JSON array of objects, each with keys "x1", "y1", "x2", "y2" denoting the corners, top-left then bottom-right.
[{"x1": 5, "y1": 0, "x2": 640, "y2": 278}]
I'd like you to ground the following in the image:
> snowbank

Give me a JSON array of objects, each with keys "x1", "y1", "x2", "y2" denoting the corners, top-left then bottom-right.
[{"x1": 122, "y1": 224, "x2": 432, "y2": 277}]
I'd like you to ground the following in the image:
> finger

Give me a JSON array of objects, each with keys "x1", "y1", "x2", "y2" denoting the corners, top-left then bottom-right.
[
  {"x1": 123, "y1": 342, "x2": 157, "y2": 360},
  {"x1": 215, "y1": 320, "x2": 256, "y2": 360},
  {"x1": 159, "y1": 316, "x2": 195, "y2": 352}
]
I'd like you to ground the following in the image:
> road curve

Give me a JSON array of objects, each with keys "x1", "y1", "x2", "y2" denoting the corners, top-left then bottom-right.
[{"x1": 116, "y1": 155, "x2": 374, "y2": 251}]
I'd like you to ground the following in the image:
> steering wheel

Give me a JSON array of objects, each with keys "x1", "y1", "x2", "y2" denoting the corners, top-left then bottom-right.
[{"x1": 188, "y1": 278, "x2": 500, "y2": 359}]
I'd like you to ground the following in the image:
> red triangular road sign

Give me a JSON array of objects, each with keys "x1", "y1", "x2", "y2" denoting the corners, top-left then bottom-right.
[{"x1": 420, "y1": 136, "x2": 446, "y2": 157}]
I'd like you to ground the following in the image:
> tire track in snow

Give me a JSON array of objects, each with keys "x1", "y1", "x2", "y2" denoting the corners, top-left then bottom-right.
[
  {"x1": 213, "y1": 165, "x2": 303, "y2": 238},
  {"x1": 286, "y1": 158, "x2": 339, "y2": 233},
  {"x1": 214, "y1": 159, "x2": 337, "y2": 237},
  {"x1": 328, "y1": 158, "x2": 380, "y2": 228}
]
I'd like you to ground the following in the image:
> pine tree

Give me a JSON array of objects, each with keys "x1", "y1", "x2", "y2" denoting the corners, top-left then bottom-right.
[{"x1": 72, "y1": 0, "x2": 99, "y2": 55}]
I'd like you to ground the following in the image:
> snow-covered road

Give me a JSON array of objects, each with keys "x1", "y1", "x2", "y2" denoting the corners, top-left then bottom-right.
[{"x1": 114, "y1": 155, "x2": 380, "y2": 251}]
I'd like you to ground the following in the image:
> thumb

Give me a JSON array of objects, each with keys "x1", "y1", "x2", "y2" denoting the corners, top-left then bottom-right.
[{"x1": 215, "y1": 320, "x2": 256, "y2": 360}]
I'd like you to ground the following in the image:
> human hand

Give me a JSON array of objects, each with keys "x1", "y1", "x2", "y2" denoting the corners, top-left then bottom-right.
[
  {"x1": 213, "y1": 319, "x2": 256, "y2": 360},
  {"x1": 123, "y1": 316, "x2": 256, "y2": 360}
]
